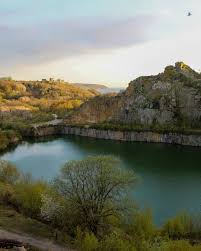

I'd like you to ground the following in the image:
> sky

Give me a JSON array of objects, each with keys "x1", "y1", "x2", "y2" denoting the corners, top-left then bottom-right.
[{"x1": 0, "y1": 0, "x2": 201, "y2": 87}]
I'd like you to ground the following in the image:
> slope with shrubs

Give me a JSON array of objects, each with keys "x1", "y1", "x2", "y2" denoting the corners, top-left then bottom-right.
[
  {"x1": 0, "y1": 78, "x2": 99, "y2": 151},
  {"x1": 0, "y1": 157, "x2": 201, "y2": 251},
  {"x1": 0, "y1": 78, "x2": 98, "y2": 118}
]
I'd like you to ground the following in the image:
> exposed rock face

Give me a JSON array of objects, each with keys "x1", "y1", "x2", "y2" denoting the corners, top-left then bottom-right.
[
  {"x1": 28, "y1": 124, "x2": 201, "y2": 147},
  {"x1": 69, "y1": 62, "x2": 201, "y2": 130},
  {"x1": 19, "y1": 62, "x2": 201, "y2": 147},
  {"x1": 61, "y1": 126, "x2": 201, "y2": 146},
  {"x1": 69, "y1": 94, "x2": 121, "y2": 124}
]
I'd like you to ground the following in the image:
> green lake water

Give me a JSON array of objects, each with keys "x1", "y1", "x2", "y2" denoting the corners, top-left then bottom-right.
[{"x1": 1, "y1": 135, "x2": 201, "y2": 225}]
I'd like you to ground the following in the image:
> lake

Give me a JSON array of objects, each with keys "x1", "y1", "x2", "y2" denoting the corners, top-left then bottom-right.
[{"x1": 1, "y1": 135, "x2": 201, "y2": 225}]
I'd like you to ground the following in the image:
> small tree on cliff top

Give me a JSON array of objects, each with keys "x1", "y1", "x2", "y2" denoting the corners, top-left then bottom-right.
[{"x1": 54, "y1": 156, "x2": 137, "y2": 234}]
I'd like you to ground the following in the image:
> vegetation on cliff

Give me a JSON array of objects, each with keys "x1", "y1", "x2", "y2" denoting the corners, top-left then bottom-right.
[{"x1": 0, "y1": 157, "x2": 201, "y2": 251}]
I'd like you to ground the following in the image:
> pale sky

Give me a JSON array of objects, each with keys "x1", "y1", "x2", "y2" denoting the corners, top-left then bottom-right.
[{"x1": 0, "y1": 0, "x2": 201, "y2": 87}]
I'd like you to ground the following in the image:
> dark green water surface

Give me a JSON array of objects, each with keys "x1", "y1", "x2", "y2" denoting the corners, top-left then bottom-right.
[{"x1": 1, "y1": 136, "x2": 201, "y2": 225}]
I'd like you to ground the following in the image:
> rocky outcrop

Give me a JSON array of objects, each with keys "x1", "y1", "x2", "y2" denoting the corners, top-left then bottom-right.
[
  {"x1": 61, "y1": 126, "x2": 201, "y2": 146},
  {"x1": 26, "y1": 62, "x2": 201, "y2": 147},
  {"x1": 68, "y1": 62, "x2": 201, "y2": 130},
  {"x1": 69, "y1": 94, "x2": 121, "y2": 124},
  {"x1": 27, "y1": 124, "x2": 201, "y2": 147}
]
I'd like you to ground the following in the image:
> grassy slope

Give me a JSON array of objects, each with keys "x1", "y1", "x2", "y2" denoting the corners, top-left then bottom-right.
[{"x1": 0, "y1": 205, "x2": 71, "y2": 246}]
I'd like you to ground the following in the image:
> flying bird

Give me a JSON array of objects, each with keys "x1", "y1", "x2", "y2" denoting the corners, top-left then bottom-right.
[{"x1": 188, "y1": 12, "x2": 192, "y2": 16}]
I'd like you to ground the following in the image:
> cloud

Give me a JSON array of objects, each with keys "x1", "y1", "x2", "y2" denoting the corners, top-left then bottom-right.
[{"x1": 0, "y1": 15, "x2": 155, "y2": 66}]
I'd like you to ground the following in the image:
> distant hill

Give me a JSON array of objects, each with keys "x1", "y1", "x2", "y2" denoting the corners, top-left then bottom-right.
[
  {"x1": 73, "y1": 83, "x2": 108, "y2": 90},
  {"x1": 100, "y1": 87, "x2": 125, "y2": 94},
  {"x1": 73, "y1": 83, "x2": 124, "y2": 94}
]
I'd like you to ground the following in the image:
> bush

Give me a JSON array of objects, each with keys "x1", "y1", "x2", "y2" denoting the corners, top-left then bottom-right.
[
  {"x1": 82, "y1": 232, "x2": 99, "y2": 251},
  {"x1": 40, "y1": 192, "x2": 65, "y2": 228},
  {"x1": 0, "y1": 130, "x2": 20, "y2": 151},
  {"x1": 0, "y1": 131, "x2": 9, "y2": 150},
  {"x1": 122, "y1": 209, "x2": 156, "y2": 251},
  {"x1": 162, "y1": 212, "x2": 192, "y2": 238},
  {"x1": 127, "y1": 209, "x2": 156, "y2": 239},
  {"x1": 100, "y1": 230, "x2": 136, "y2": 251},
  {"x1": 74, "y1": 228, "x2": 99, "y2": 251},
  {"x1": 150, "y1": 240, "x2": 201, "y2": 251},
  {"x1": 74, "y1": 229, "x2": 137, "y2": 251},
  {"x1": 0, "y1": 182, "x2": 14, "y2": 204},
  {"x1": 13, "y1": 180, "x2": 48, "y2": 218},
  {"x1": 0, "y1": 160, "x2": 20, "y2": 184}
]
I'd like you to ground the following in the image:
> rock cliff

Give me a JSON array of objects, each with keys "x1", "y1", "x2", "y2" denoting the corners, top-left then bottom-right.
[
  {"x1": 69, "y1": 93, "x2": 121, "y2": 124},
  {"x1": 69, "y1": 62, "x2": 201, "y2": 131},
  {"x1": 27, "y1": 124, "x2": 201, "y2": 147}
]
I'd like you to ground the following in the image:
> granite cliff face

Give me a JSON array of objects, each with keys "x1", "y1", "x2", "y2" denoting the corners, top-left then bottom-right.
[
  {"x1": 27, "y1": 124, "x2": 201, "y2": 147},
  {"x1": 25, "y1": 62, "x2": 201, "y2": 147},
  {"x1": 69, "y1": 62, "x2": 201, "y2": 130},
  {"x1": 69, "y1": 93, "x2": 122, "y2": 124}
]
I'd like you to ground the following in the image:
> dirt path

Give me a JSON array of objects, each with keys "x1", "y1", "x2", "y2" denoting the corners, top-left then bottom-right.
[
  {"x1": 0, "y1": 229, "x2": 75, "y2": 251},
  {"x1": 33, "y1": 119, "x2": 63, "y2": 128}
]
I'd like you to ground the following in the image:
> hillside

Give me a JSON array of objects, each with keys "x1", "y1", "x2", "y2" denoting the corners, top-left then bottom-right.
[
  {"x1": 0, "y1": 78, "x2": 98, "y2": 150},
  {"x1": 68, "y1": 62, "x2": 201, "y2": 132},
  {"x1": 0, "y1": 78, "x2": 98, "y2": 121},
  {"x1": 73, "y1": 83, "x2": 124, "y2": 94}
]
